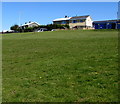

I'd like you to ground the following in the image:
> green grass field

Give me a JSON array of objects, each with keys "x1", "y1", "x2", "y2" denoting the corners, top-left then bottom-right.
[{"x1": 2, "y1": 30, "x2": 119, "y2": 102}]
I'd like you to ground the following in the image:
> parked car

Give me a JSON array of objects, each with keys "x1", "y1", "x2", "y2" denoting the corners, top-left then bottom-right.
[
  {"x1": 51, "y1": 29, "x2": 56, "y2": 31},
  {"x1": 37, "y1": 28, "x2": 48, "y2": 32},
  {"x1": 2, "y1": 30, "x2": 15, "y2": 34}
]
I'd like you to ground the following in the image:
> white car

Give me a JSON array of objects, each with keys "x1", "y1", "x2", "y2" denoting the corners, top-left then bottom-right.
[
  {"x1": 51, "y1": 29, "x2": 56, "y2": 31},
  {"x1": 37, "y1": 28, "x2": 48, "y2": 32}
]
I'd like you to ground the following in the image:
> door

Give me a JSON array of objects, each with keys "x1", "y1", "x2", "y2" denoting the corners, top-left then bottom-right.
[{"x1": 111, "y1": 23, "x2": 116, "y2": 29}]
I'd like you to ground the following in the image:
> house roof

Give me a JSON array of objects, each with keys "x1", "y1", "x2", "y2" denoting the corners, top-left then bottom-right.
[
  {"x1": 70, "y1": 15, "x2": 90, "y2": 20},
  {"x1": 53, "y1": 15, "x2": 90, "y2": 22},
  {"x1": 53, "y1": 17, "x2": 71, "y2": 22},
  {"x1": 22, "y1": 22, "x2": 40, "y2": 26}
]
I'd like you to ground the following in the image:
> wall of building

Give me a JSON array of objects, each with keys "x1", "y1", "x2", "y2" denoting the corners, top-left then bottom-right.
[
  {"x1": 94, "y1": 23, "x2": 106, "y2": 29},
  {"x1": 93, "y1": 21, "x2": 119, "y2": 29},
  {"x1": 69, "y1": 22, "x2": 86, "y2": 28},
  {"x1": 28, "y1": 23, "x2": 39, "y2": 27},
  {"x1": 85, "y1": 16, "x2": 93, "y2": 27},
  {"x1": 117, "y1": 22, "x2": 120, "y2": 29}
]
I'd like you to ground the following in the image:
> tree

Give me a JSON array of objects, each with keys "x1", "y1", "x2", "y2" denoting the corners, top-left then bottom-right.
[
  {"x1": 10, "y1": 24, "x2": 19, "y2": 32},
  {"x1": 24, "y1": 27, "x2": 34, "y2": 32}
]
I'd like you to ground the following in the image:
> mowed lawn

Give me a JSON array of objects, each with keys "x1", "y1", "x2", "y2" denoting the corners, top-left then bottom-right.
[{"x1": 2, "y1": 30, "x2": 118, "y2": 102}]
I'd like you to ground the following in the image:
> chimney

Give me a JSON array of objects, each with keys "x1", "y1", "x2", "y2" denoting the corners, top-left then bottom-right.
[{"x1": 65, "y1": 16, "x2": 68, "y2": 18}]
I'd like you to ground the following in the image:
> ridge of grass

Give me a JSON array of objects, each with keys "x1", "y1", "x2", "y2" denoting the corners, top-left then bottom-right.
[{"x1": 2, "y1": 30, "x2": 118, "y2": 102}]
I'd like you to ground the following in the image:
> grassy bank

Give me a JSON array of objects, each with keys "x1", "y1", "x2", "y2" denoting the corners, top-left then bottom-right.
[{"x1": 2, "y1": 30, "x2": 118, "y2": 102}]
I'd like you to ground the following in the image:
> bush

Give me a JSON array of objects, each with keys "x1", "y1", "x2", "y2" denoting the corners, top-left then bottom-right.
[
  {"x1": 24, "y1": 27, "x2": 34, "y2": 32},
  {"x1": 10, "y1": 24, "x2": 70, "y2": 33},
  {"x1": 46, "y1": 24, "x2": 69, "y2": 30}
]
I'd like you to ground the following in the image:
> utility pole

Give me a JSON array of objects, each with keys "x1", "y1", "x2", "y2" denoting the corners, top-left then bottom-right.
[
  {"x1": 19, "y1": 12, "x2": 21, "y2": 27},
  {"x1": 19, "y1": 12, "x2": 24, "y2": 32},
  {"x1": 118, "y1": 1, "x2": 120, "y2": 19}
]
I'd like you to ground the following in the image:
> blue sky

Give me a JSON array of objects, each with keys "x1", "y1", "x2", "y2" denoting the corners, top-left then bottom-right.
[{"x1": 2, "y1": 2, "x2": 118, "y2": 31}]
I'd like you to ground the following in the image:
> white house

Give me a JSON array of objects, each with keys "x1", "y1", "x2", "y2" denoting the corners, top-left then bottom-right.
[
  {"x1": 22, "y1": 21, "x2": 40, "y2": 28},
  {"x1": 53, "y1": 15, "x2": 93, "y2": 29}
]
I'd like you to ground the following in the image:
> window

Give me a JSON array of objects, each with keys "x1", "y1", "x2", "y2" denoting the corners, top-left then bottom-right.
[
  {"x1": 69, "y1": 20, "x2": 72, "y2": 23},
  {"x1": 80, "y1": 19, "x2": 85, "y2": 22},
  {"x1": 77, "y1": 20, "x2": 80, "y2": 22},
  {"x1": 80, "y1": 20, "x2": 83, "y2": 22},
  {"x1": 73, "y1": 20, "x2": 77, "y2": 23},
  {"x1": 62, "y1": 21, "x2": 66, "y2": 24}
]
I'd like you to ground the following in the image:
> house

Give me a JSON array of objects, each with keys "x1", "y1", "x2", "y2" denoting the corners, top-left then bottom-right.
[
  {"x1": 93, "y1": 19, "x2": 120, "y2": 29},
  {"x1": 21, "y1": 21, "x2": 40, "y2": 29},
  {"x1": 53, "y1": 15, "x2": 93, "y2": 29}
]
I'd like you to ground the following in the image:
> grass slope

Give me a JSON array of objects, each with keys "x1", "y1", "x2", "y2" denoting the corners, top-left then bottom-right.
[{"x1": 2, "y1": 30, "x2": 118, "y2": 102}]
